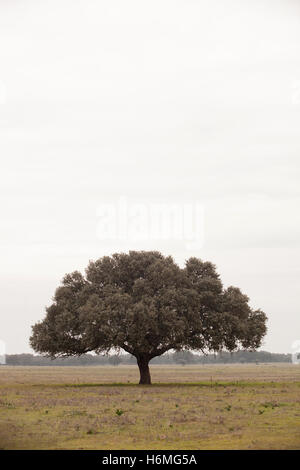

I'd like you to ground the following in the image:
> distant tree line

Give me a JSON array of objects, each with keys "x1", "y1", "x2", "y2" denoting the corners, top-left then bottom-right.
[{"x1": 3, "y1": 350, "x2": 291, "y2": 366}]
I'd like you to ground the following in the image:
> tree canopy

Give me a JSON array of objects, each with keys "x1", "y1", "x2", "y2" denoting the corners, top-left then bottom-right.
[{"x1": 30, "y1": 251, "x2": 267, "y2": 384}]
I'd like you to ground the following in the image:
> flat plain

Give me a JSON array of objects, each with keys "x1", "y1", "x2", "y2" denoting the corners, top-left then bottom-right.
[{"x1": 0, "y1": 364, "x2": 299, "y2": 449}]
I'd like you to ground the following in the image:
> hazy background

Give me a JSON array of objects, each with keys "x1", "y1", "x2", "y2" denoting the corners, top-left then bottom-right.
[{"x1": 0, "y1": 0, "x2": 299, "y2": 354}]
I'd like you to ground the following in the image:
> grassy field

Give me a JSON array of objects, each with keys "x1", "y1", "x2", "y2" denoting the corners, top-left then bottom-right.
[{"x1": 0, "y1": 364, "x2": 299, "y2": 450}]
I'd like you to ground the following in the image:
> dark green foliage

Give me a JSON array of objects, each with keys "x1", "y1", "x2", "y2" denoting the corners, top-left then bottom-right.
[{"x1": 30, "y1": 251, "x2": 267, "y2": 383}]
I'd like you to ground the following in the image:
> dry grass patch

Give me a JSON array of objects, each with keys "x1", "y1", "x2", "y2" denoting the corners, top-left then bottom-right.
[{"x1": 0, "y1": 364, "x2": 299, "y2": 449}]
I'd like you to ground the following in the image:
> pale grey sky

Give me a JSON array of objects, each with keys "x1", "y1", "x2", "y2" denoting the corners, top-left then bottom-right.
[{"x1": 0, "y1": 0, "x2": 299, "y2": 354}]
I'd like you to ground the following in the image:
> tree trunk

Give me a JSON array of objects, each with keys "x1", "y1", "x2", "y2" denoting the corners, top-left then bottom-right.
[{"x1": 137, "y1": 356, "x2": 151, "y2": 385}]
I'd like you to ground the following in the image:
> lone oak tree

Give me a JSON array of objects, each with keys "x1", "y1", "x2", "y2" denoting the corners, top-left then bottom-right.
[{"x1": 30, "y1": 251, "x2": 267, "y2": 384}]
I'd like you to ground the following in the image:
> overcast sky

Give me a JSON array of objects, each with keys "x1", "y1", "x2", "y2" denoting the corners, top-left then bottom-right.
[{"x1": 1, "y1": 0, "x2": 300, "y2": 354}]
